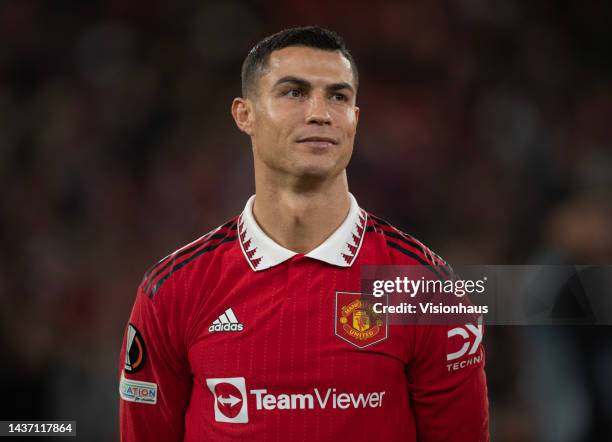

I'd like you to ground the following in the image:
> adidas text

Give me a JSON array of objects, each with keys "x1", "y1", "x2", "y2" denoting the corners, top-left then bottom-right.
[{"x1": 209, "y1": 323, "x2": 244, "y2": 332}]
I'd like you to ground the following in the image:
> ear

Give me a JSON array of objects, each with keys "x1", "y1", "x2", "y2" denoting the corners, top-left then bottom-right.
[
  {"x1": 231, "y1": 97, "x2": 255, "y2": 136},
  {"x1": 354, "y1": 105, "x2": 360, "y2": 126}
]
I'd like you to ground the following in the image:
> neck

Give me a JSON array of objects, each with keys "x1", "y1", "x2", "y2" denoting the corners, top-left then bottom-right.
[{"x1": 252, "y1": 171, "x2": 351, "y2": 254}]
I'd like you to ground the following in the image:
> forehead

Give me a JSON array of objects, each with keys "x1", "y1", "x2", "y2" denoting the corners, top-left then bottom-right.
[{"x1": 261, "y1": 46, "x2": 355, "y2": 88}]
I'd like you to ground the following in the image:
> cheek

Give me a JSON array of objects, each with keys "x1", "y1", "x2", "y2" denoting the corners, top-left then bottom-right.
[
  {"x1": 253, "y1": 114, "x2": 294, "y2": 153},
  {"x1": 339, "y1": 110, "x2": 358, "y2": 137},
  {"x1": 258, "y1": 104, "x2": 296, "y2": 135},
  {"x1": 254, "y1": 112, "x2": 278, "y2": 140},
  {"x1": 268, "y1": 113, "x2": 301, "y2": 142}
]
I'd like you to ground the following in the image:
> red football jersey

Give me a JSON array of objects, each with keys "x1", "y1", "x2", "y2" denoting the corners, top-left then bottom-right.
[{"x1": 119, "y1": 194, "x2": 489, "y2": 441}]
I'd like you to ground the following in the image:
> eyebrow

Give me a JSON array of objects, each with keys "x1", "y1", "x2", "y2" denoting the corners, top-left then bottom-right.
[{"x1": 273, "y1": 76, "x2": 355, "y2": 95}]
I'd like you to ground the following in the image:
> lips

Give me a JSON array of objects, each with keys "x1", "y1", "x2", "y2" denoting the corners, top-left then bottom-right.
[{"x1": 296, "y1": 136, "x2": 339, "y2": 145}]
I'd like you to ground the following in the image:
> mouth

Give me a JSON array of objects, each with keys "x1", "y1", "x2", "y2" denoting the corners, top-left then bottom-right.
[{"x1": 296, "y1": 136, "x2": 339, "y2": 147}]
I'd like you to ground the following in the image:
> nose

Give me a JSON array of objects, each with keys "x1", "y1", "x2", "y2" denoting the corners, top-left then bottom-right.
[{"x1": 306, "y1": 94, "x2": 332, "y2": 125}]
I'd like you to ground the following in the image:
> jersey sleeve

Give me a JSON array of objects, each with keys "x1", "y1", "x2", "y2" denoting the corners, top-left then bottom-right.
[
  {"x1": 407, "y1": 319, "x2": 490, "y2": 441},
  {"x1": 119, "y1": 281, "x2": 192, "y2": 442}
]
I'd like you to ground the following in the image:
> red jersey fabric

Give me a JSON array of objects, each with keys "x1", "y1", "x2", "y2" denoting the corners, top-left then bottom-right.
[{"x1": 119, "y1": 194, "x2": 489, "y2": 441}]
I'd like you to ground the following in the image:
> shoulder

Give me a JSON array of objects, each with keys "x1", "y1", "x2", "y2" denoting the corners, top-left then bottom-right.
[
  {"x1": 364, "y1": 212, "x2": 453, "y2": 280},
  {"x1": 139, "y1": 216, "x2": 240, "y2": 299}
]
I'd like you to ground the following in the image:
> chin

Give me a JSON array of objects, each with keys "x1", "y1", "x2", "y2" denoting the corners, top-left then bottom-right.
[
  {"x1": 293, "y1": 163, "x2": 342, "y2": 181},
  {"x1": 274, "y1": 151, "x2": 350, "y2": 181}
]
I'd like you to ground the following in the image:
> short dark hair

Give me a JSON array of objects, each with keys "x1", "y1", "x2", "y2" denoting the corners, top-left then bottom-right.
[{"x1": 241, "y1": 26, "x2": 358, "y2": 98}]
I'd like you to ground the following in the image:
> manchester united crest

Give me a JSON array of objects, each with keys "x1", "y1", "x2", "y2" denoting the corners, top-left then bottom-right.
[{"x1": 335, "y1": 292, "x2": 388, "y2": 348}]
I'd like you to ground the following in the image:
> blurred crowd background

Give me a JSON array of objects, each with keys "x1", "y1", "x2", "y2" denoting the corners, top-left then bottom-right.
[{"x1": 1, "y1": 0, "x2": 611, "y2": 440}]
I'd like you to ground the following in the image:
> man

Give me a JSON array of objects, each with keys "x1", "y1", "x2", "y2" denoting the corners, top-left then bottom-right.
[{"x1": 119, "y1": 26, "x2": 489, "y2": 441}]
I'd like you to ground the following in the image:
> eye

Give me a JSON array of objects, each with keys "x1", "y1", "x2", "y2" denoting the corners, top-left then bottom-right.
[
  {"x1": 285, "y1": 88, "x2": 303, "y2": 98},
  {"x1": 331, "y1": 93, "x2": 348, "y2": 102}
]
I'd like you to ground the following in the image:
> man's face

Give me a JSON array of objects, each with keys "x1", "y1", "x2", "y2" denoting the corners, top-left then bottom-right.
[{"x1": 247, "y1": 46, "x2": 359, "y2": 180}]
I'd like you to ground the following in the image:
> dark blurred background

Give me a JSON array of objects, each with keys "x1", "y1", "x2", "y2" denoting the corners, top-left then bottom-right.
[{"x1": 1, "y1": 0, "x2": 611, "y2": 440}]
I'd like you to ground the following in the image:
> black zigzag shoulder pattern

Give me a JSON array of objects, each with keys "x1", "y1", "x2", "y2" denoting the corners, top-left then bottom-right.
[
  {"x1": 366, "y1": 214, "x2": 453, "y2": 281},
  {"x1": 142, "y1": 219, "x2": 238, "y2": 299}
]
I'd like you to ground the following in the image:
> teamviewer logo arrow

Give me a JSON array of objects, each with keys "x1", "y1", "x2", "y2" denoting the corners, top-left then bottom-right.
[
  {"x1": 206, "y1": 377, "x2": 248, "y2": 423},
  {"x1": 218, "y1": 394, "x2": 241, "y2": 407}
]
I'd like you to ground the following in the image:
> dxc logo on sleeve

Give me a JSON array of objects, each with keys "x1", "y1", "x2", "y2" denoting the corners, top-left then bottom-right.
[{"x1": 446, "y1": 317, "x2": 483, "y2": 372}]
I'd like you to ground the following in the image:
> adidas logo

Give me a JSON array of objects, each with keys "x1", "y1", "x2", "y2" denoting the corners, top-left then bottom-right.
[{"x1": 209, "y1": 308, "x2": 244, "y2": 333}]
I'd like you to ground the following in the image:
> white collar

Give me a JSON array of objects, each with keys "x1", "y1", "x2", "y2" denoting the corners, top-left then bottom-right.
[{"x1": 237, "y1": 193, "x2": 367, "y2": 271}]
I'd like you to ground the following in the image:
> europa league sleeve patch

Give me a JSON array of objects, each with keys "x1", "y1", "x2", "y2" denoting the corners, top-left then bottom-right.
[{"x1": 124, "y1": 323, "x2": 147, "y2": 373}]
